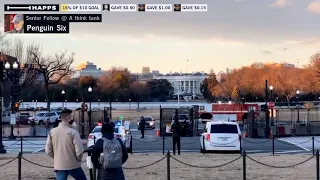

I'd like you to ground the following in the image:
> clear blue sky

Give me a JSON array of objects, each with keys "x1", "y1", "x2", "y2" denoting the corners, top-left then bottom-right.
[{"x1": 1, "y1": 0, "x2": 320, "y2": 73}]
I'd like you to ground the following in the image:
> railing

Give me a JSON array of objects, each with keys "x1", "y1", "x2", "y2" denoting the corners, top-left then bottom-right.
[
  {"x1": 129, "y1": 135, "x2": 319, "y2": 156},
  {"x1": 0, "y1": 149, "x2": 319, "y2": 180},
  {"x1": 3, "y1": 135, "x2": 319, "y2": 156}
]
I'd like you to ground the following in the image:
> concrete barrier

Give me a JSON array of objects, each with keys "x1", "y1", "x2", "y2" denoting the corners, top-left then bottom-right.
[
  {"x1": 3, "y1": 127, "x2": 32, "y2": 136},
  {"x1": 294, "y1": 123, "x2": 308, "y2": 136},
  {"x1": 310, "y1": 122, "x2": 320, "y2": 135}
]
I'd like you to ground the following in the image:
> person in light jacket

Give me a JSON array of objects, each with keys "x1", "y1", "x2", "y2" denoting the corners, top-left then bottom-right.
[{"x1": 45, "y1": 109, "x2": 87, "y2": 180}]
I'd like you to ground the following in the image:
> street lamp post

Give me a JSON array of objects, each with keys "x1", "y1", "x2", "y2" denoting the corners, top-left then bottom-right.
[
  {"x1": 296, "y1": 90, "x2": 300, "y2": 123},
  {"x1": 98, "y1": 99, "x2": 100, "y2": 110},
  {"x1": 61, "y1": 90, "x2": 65, "y2": 108},
  {"x1": 129, "y1": 99, "x2": 131, "y2": 110},
  {"x1": 5, "y1": 61, "x2": 19, "y2": 140},
  {"x1": 88, "y1": 87, "x2": 92, "y2": 131},
  {"x1": 0, "y1": 61, "x2": 5, "y2": 153},
  {"x1": 269, "y1": 85, "x2": 274, "y2": 126},
  {"x1": 265, "y1": 80, "x2": 270, "y2": 138}
]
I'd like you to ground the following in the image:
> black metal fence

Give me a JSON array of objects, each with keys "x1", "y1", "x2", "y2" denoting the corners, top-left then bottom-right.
[
  {"x1": 159, "y1": 106, "x2": 200, "y2": 137},
  {"x1": 0, "y1": 147, "x2": 319, "y2": 180},
  {"x1": 128, "y1": 135, "x2": 320, "y2": 156}
]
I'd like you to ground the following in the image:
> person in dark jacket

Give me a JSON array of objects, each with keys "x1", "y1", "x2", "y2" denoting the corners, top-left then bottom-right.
[
  {"x1": 139, "y1": 116, "x2": 146, "y2": 138},
  {"x1": 91, "y1": 123, "x2": 128, "y2": 180},
  {"x1": 171, "y1": 118, "x2": 182, "y2": 155}
]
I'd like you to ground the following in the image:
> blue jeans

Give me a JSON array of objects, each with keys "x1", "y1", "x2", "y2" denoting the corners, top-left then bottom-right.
[{"x1": 55, "y1": 167, "x2": 87, "y2": 180}]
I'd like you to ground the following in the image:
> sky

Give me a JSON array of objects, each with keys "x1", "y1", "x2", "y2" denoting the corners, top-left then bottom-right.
[{"x1": 1, "y1": 0, "x2": 320, "y2": 74}]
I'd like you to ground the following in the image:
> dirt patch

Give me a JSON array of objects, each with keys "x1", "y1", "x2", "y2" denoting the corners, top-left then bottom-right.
[{"x1": 0, "y1": 153, "x2": 316, "y2": 180}]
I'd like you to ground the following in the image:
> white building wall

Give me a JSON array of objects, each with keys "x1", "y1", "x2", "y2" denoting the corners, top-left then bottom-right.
[{"x1": 153, "y1": 75, "x2": 207, "y2": 96}]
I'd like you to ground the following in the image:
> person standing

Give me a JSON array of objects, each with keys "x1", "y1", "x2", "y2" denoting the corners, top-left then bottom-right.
[
  {"x1": 91, "y1": 123, "x2": 128, "y2": 180},
  {"x1": 171, "y1": 118, "x2": 182, "y2": 155},
  {"x1": 45, "y1": 109, "x2": 87, "y2": 180},
  {"x1": 139, "y1": 116, "x2": 146, "y2": 138}
]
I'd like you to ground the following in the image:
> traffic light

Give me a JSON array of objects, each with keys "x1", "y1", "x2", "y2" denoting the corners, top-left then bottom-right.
[{"x1": 14, "y1": 102, "x2": 19, "y2": 112}]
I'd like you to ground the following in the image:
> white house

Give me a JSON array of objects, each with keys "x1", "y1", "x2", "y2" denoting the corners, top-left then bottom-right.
[{"x1": 153, "y1": 72, "x2": 207, "y2": 97}]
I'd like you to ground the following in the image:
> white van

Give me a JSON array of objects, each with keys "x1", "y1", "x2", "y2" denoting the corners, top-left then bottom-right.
[{"x1": 200, "y1": 120, "x2": 241, "y2": 153}]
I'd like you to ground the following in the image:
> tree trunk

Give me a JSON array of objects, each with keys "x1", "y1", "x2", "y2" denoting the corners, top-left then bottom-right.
[{"x1": 45, "y1": 83, "x2": 50, "y2": 110}]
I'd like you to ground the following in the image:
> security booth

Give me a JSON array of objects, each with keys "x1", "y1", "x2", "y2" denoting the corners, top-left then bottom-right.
[
  {"x1": 159, "y1": 107, "x2": 176, "y2": 136},
  {"x1": 243, "y1": 110, "x2": 259, "y2": 138},
  {"x1": 189, "y1": 105, "x2": 199, "y2": 136},
  {"x1": 159, "y1": 106, "x2": 199, "y2": 137}
]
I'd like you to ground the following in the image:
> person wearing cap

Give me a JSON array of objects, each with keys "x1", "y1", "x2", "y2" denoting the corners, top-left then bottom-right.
[
  {"x1": 8, "y1": 14, "x2": 24, "y2": 33},
  {"x1": 45, "y1": 109, "x2": 87, "y2": 180}
]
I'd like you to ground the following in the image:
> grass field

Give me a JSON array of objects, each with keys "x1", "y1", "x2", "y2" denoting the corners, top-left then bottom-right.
[{"x1": 0, "y1": 153, "x2": 316, "y2": 180}]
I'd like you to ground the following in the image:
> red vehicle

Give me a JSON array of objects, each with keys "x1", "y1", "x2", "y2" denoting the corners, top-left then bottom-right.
[{"x1": 198, "y1": 103, "x2": 260, "y2": 123}]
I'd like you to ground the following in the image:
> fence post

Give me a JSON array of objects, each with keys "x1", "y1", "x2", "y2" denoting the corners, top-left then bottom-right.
[
  {"x1": 202, "y1": 135, "x2": 205, "y2": 155},
  {"x1": 162, "y1": 135, "x2": 165, "y2": 155},
  {"x1": 317, "y1": 150, "x2": 319, "y2": 180},
  {"x1": 18, "y1": 152, "x2": 22, "y2": 180},
  {"x1": 20, "y1": 136, "x2": 23, "y2": 154},
  {"x1": 167, "y1": 151, "x2": 170, "y2": 180},
  {"x1": 243, "y1": 150, "x2": 246, "y2": 180},
  {"x1": 313, "y1": 136, "x2": 315, "y2": 155},
  {"x1": 87, "y1": 151, "x2": 94, "y2": 180},
  {"x1": 272, "y1": 136, "x2": 275, "y2": 155},
  {"x1": 130, "y1": 135, "x2": 133, "y2": 155},
  {"x1": 240, "y1": 135, "x2": 242, "y2": 153},
  {"x1": 93, "y1": 165, "x2": 96, "y2": 180}
]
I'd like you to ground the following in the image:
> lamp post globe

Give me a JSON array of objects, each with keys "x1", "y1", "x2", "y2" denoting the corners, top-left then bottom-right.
[
  {"x1": 269, "y1": 85, "x2": 273, "y2": 91},
  {"x1": 4, "y1": 62, "x2": 10, "y2": 69},
  {"x1": 12, "y1": 62, "x2": 18, "y2": 69},
  {"x1": 61, "y1": 90, "x2": 65, "y2": 95},
  {"x1": 88, "y1": 87, "x2": 92, "y2": 92},
  {"x1": 296, "y1": 90, "x2": 300, "y2": 95}
]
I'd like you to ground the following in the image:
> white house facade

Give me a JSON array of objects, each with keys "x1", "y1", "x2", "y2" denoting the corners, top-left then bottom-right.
[{"x1": 153, "y1": 73, "x2": 207, "y2": 97}]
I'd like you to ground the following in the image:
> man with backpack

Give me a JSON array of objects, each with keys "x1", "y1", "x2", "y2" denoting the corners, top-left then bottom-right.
[{"x1": 91, "y1": 123, "x2": 128, "y2": 180}]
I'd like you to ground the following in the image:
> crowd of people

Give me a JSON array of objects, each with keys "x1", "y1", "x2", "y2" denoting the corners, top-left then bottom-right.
[{"x1": 45, "y1": 109, "x2": 183, "y2": 180}]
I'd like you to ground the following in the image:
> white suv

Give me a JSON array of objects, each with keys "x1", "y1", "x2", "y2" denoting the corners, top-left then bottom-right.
[
  {"x1": 28, "y1": 111, "x2": 60, "y2": 125},
  {"x1": 200, "y1": 121, "x2": 241, "y2": 153}
]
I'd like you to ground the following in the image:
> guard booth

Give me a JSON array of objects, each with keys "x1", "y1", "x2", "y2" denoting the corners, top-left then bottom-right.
[
  {"x1": 159, "y1": 106, "x2": 199, "y2": 137},
  {"x1": 190, "y1": 105, "x2": 199, "y2": 136},
  {"x1": 103, "y1": 107, "x2": 112, "y2": 123},
  {"x1": 243, "y1": 110, "x2": 259, "y2": 138}
]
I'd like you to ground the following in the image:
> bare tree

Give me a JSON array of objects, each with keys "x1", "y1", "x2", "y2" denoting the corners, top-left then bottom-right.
[
  {"x1": 28, "y1": 46, "x2": 74, "y2": 110},
  {"x1": 0, "y1": 39, "x2": 38, "y2": 106}
]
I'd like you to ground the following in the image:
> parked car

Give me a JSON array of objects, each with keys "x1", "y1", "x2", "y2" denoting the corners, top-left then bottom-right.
[
  {"x1": 1, "y1": 112, "x2": 10, "y2": 124},
  {"x1": 51, "y1": 107, "x2": 63, "y2": 111},
  {"x1": 137, "y1": 116, "x2": 155, "y2": 130},
  {"x1": 16, "y1": 112, "x2": 31, "y2": 125},
  {"x1": 35, "y1": 107, "x2": 47, "y2": 111},
  {"x1": 26, "y1": 107, "x2": 35, "y2": 111},
  {"x1": 28, "y1": 111, "x2": 60, "y2": 125},
  {"x1": 200, "y1": 120, "x2": 241, "y2": 153}
]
